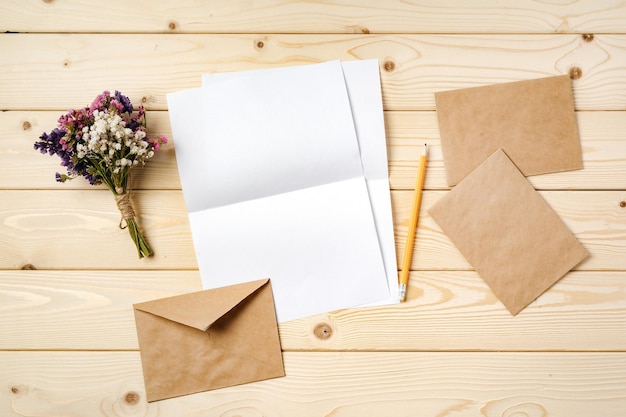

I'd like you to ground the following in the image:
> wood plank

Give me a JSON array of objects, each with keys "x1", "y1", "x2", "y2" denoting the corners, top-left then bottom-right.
[
  {"x1": 386, "y1": 111, "x2": 626, "y2": 191},
  {"x1": 1, "y1": 270, "x2": 624, "y2": 351},
  {"x1": 3, "y1": 110, "x2": 626, "y2": 191},
  {"x1": 396, "y1": 190, "x2": 626, "y2": 271},
  {"x1": 0, "y1": 190, "x2": 197, "y2": 270},
  {"x1": 2, "y1": 351, "x2": 625, "y2": 417},
  {"x1": 0, "y1": 270, "x2": 201, "y2": 350},
  {"x1": 2, "y1": 34, "x2": 626, "y2": 111},
  {"x1": 286, "y1": 271, "x2": 626, "y2": 351},
  {"x1": 2, "y1": 111, "x2": 181, "y2": 191},
  {"x1": 1, "y1": 190, "x2": 624, "y2": 270},
  {"x1": 2, "y1": 0, "x2": 626, "y2": 34}
]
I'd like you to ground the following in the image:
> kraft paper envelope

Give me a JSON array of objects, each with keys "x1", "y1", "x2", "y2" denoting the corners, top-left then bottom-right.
[
  {"x1": 435, "y1": 75, "x2": 583, "y2": 186},
  {"x1": 133, "y1": 279, "x2": 284, "y2": 402},
  {"x1": 428, "y1": 149, "x2": 588, "y2": 315}
]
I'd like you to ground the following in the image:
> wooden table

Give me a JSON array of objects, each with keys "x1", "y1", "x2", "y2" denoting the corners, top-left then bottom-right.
[{"x1": 2, "y1": 1, "x2": 625, "y2": 415}]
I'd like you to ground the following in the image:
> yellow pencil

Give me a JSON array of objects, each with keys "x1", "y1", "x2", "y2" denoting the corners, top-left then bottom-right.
[{"x1": 399, "y1": 143, "x2": 428, "y2": 301}]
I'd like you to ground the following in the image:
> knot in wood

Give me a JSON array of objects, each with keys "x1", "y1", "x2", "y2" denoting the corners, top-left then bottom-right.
[
  {"x1": 21, "y1": 263, "x2": 37, "y2": 270},
  {"x1": 582, "y1": 33, "x2": 594, "y2": 42},
  {"x1": 124, "y1": 391, "x2": 140, "y2": 404},
  {"x1": 256, "y1": 40, "x2": 264, "y2": 49},
  {"x1": 383, "y1": 60, "x2": 395, "y2": 72},
  {"x1": 10, "y1": 385, "x2": 28, "y2": 395},
  {"x1": 168, "y1": 21, "x2": 177, "y2": 30},
  {"x1": 313, "y1": 323, "x2": 333, "y2": 340},
  {"x1": 569, "y1": 66, "x2": 583, "y2": 80},
  {"x1": 620, "y1": 201, "x2": 626, "y2": 208},
  {"x1": 22, "y1": 121, "x2": 32, "y2": 131}
]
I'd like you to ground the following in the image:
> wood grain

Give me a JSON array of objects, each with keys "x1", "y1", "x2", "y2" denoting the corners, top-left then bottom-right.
[
  {"x1": 0, "y1": 190, "x2": 196, "y2": 270},
  {"x1": 1, "y1": 190, "x2": 624, "y2": 270},
  {"x1": 1, "y1": 270, "x2": 624, "y2": 351},
  {"x1": 4, "y1": 110, "x2": 626, "y2": 191},
  {"x1": 385, "y1": 111, "x2": 626, "y2": 191},
  {"x1": 2, "y1": 34, "x2": 626, "y2": 111},
  {"x1": 395, "y1": 190, "x2": 626, "y2": 272},
  {"x1": 0, "y1": 270, "x2": 202, "y2": 350},
  {"x1": 2, "y1": 351, "x2": 625, "y2": 417},
  {"x1": 2, "y1": 0, "x2": 626, "y2": 34}
]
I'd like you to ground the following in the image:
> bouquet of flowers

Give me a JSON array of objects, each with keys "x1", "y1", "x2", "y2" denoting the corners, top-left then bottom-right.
[{"x1": 34, "y1": 91, "x2": 168, "y2": 258}]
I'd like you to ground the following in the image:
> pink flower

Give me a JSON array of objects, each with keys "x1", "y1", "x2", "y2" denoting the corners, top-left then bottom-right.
[
  {"x1": 110, "y1": 99, "x2": 124, "y2": 112},
  {"x1": 89, "y1": 90, "x2": 110, "y2": 112},
  {"x1": 149, "y1": 134, "x2": 168, "y2": 152}
]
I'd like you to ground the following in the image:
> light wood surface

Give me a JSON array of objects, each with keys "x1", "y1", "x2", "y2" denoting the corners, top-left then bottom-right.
[
  {"x1": 2, "y1": 34, "x2": 626, "y2": 111},
  {"x1": 1, "y1": 1, "x2": 625, "y2": 416},
  {"x1": 2, "y1": 352, "x2": 625, "y2": 417}
]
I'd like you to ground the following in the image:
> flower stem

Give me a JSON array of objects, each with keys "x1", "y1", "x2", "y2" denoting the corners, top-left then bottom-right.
[
  {"x1": 113, "y1": 187, "x2": 153, "y2": 259},
  {"x1": 125, "y1": 217, "x2": 154, "y2": 258}
]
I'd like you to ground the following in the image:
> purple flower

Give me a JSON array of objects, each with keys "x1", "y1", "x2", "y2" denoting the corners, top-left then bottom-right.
[
  {"x1": 128, "y1": 106, "x2": 145, "y2": 131},
  {"x1": 34, "y1": 127, "x2": 67, "y2": 156},
  {"x1": 114, "y1": 90, "x2": 134, "y2": 113}
]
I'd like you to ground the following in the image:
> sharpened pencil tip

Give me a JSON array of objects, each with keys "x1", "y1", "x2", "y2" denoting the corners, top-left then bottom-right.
[{"x1": 423, "y1": 143, "x2": 428, "y2": 157}]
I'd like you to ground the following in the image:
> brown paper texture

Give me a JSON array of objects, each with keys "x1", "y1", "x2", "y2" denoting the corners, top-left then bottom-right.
[
  {"x1": 435, "y1": 75, "x2": 583, "y2": 186},
  {"x1": 428, "y1": 149, "x2": 588, "y2": 315},
  {"x1": 133, "y1": 278, "x2": 284, "y2": 402}
]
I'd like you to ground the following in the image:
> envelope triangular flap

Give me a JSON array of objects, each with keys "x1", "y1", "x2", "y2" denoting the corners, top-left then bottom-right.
[{"x1": 133, "y1": 278, "x2": 270, "y2": 331}]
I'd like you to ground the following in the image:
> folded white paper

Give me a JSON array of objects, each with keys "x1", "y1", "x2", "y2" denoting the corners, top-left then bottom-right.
[{"x1": 168, "y1": 60, "x2": 397, "y2": 322}]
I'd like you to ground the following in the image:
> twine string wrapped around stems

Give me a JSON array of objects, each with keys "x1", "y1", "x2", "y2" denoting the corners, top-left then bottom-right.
[
  {"x1": 113, "y1": 188, "x2": 153, "y2": 258},
  {"x1": 115, "y1": 190, "x2": 136, "y2": 228}
]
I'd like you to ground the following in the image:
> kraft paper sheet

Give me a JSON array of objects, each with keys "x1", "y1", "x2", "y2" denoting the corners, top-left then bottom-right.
[
  {"x1": 435, "y1": 75, "x2": 583, "y2": 186},
  {"x1": 428, "y1": 149, "x2": 588, "y2": 315}
]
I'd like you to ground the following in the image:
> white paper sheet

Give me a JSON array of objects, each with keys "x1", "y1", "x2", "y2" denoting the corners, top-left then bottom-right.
[
  {"x1": 340, "y1": 60, "x2": 399, "y2": 305},
  {"x1": 202, "y1": 59, "x2": 399, "y2": 305},
  {"x1": 168, "y1": 60, "x2": 396, "y2": 322}
]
